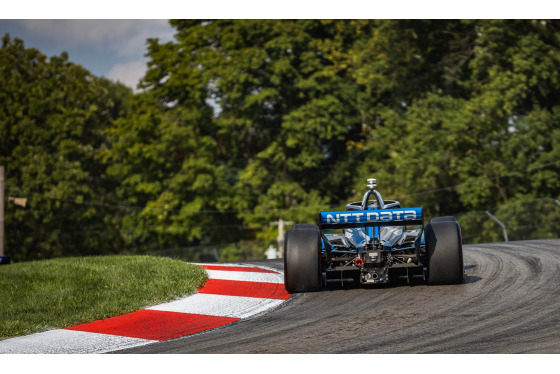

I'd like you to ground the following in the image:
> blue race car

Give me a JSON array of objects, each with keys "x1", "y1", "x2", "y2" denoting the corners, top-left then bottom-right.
[{"x1": 283, "y1": 178, "x2": 464, "y2": 292}]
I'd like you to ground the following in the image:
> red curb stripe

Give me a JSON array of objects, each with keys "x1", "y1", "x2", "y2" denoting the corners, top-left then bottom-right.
[
  {"x1": 66, "y1": 310, "x2": 239, "y2": 341},
  {"x1": 198, "y1": 279, "x2": 290, "y2": 300},
  {"x1": 200, "y1": 265, "x2": 278, "y2": 273}
]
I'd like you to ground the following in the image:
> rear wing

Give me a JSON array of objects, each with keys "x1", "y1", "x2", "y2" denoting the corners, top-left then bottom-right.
[{"x1": 319, "y1": 207, "x2": 423, "y2": 230}]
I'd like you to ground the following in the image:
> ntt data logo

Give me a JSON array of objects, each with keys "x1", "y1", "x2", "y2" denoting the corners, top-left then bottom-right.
[{"x1": 320, "y1": 208, "x2": 421, "y2": 225}]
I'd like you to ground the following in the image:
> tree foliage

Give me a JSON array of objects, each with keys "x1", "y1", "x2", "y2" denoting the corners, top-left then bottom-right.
[
  {"x1": 3, "y1": 20, "x2": 560, "y2": 262},
  {"x1": 1, "y1": 35, "x2": 132, "y2": 261}
]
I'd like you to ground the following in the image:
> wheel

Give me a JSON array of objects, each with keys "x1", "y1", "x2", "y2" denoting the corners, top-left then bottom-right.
[
  {"x1": 294, "y1": 224, "x2": 320, "y2": 230},
  {"x1": 425, "y1": 220, "x2": 464, "y2": 285},
  {"x1": 284, "y1": 227, "x2": 322, "y2": 293},
  {"x1": 431, "y1": 216, "x2": 456, "y2": 223},
  {"x1": 294, "y1": 223, "x2": 332, "y2": 260}
]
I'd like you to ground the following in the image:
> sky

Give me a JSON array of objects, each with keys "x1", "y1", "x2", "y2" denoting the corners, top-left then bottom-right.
[
  {"x1": 0, "y1": 19, "x2": 175, "y2": 91},
  {"x1": 2, "y1": 1, "x2": 558, "y2": 92}
]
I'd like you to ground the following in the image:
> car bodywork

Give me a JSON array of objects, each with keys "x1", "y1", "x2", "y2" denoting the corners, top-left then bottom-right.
[{"x1": 284, "y1": 178, "x2": 464, "y2": 292}]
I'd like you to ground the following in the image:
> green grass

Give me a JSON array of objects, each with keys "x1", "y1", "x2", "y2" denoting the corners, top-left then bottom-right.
[{"x1": 0, "y1": 255, "x2": 208, "y2": 340}]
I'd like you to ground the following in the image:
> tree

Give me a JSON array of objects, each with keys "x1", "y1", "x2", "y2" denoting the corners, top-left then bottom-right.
[
  {"x1": 102, "y1": 91, "x2": 236, "y2": 252},
  {"x1": 4, "y1": 20, "x2": 560, "y2": 261},
  {"x1": 133, "y1": 20, "x2": 368, "y2": 246},
  {"x1": 0, "y1": 35, "x2": 132, "y2": 261},
  {"x1": 344, "y1": 20, "x2": 560, "y2": 216}
]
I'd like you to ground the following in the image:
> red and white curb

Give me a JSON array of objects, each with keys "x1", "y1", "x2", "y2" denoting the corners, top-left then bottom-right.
[{"x1": 0, "y1": 263, "x2": 290, "y2": 354}]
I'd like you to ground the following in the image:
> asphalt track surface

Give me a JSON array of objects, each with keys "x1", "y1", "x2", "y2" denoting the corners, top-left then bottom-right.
[{"x1": 117, "y1": 239, "x2": 560, "y2": 354}]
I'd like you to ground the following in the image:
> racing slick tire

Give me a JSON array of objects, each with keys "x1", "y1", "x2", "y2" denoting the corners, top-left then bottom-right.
[
  {"x1": 284, "y1": 227, "x2": 322, "y2": 293},
  {"x1": 294, "y1": 224, "x2": 320, "y2": 230},
  {"x1": 425, "y1": 220, "x2": 464, "y2": 285},
  {"x1": 431, "y1": 216, "x2": 456, "y2": 223}
]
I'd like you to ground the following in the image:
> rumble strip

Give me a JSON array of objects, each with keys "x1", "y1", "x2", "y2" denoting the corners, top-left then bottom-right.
[{"x1": 0, "y1": 264, "x2": 290, "y2": 354}]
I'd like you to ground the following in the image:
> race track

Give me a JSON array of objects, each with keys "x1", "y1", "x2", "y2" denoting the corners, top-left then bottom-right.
[{"x1": 117, "y1": 239, "x2": 560, "y2": 354}]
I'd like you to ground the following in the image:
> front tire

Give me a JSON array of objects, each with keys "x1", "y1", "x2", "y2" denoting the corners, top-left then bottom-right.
[
  {"x1": 284, "y1": 228, "x2": 322, "y2": 293},
  {"x1": 425, "y1": 220, "x2": 464, "y2": 285}
]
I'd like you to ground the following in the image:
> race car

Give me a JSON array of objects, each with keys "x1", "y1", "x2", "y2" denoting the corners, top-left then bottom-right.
[{"x1": 283, "y1": 178, "x2": 464, "y2": 292}]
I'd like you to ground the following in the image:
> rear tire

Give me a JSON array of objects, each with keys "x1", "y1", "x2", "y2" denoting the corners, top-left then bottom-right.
[
  {"x1": 431, "y1": 216, "x2": 456, "y2": 223},
  {"x1": 284, "y1": 228, "x2": 322, "y2": 293},
  {"x1": 294, "y1": 224, "x2": 320, "y2": 230},
  {"x1": 425, "y1": 221, "x2": 464, "y2": 285}
]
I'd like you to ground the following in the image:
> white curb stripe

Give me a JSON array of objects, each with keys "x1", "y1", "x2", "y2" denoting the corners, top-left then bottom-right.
[
  {"x1": 205, "y1": 269, "x2": 284, "y2": 283},
  {"x1": 0, "y1": 329, "x2": 153, "y2": 354},
  {"x1": 148, "y1": 293, "x2": 285, "y2": 318}
]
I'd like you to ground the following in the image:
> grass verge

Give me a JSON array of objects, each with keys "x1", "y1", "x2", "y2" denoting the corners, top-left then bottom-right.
[{"x1": 0, "y1": 255, "x2": 208, "y2": 340}]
